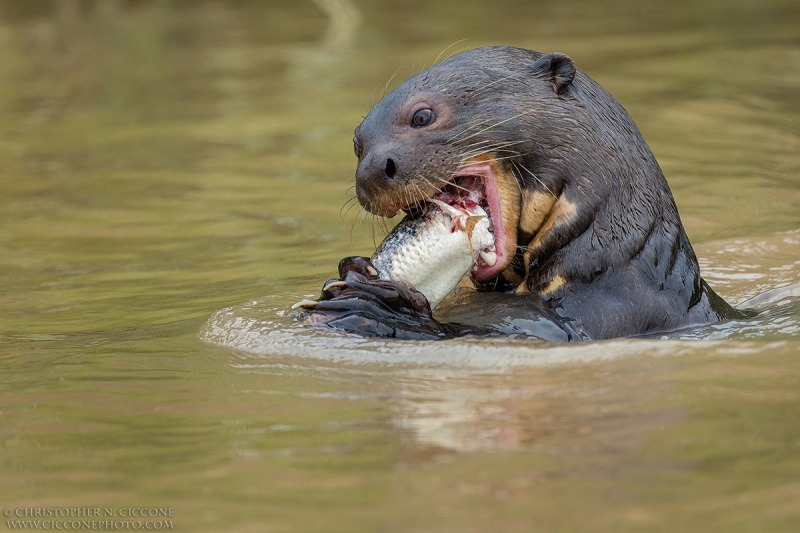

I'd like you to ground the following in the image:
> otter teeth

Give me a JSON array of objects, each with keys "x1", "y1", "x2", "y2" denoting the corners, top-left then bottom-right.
[
  {"x1": 479, "y1": 249, "x2": 497, "y2": 266},
  {"x1": 429, "y1": 198, "x2": 462, "y2": 219}
]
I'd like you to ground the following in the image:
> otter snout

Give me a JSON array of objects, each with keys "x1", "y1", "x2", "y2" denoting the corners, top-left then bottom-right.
[{"x1": 356, "y1": 148, "x2": 405, "y2": 217}]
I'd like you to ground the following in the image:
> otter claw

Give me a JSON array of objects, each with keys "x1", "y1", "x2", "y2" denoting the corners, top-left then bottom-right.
[
  {"x1": 291, "y1": 299, "x2": 319, "y2": 310},
  {"x1": 322, "y1": 280, "x2": 348, "y2": 292}
]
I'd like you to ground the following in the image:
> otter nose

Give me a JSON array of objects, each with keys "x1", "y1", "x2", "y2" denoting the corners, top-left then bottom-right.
[
  {"x1": 384, "y1": 158, "x2": 397, "y2": 179},
  {"x1": 358, "y1": 149, "x2": 399, "y2": 184},
  {"x1": 355, "y1": 151, "x2": 403, "y2": 216}
]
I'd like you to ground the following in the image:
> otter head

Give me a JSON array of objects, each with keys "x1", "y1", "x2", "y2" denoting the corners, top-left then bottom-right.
[
  {"x1": 353, "y1": 46, "x2": 636, "y2": 285},
  {"x1": 347, "y1": 46, "x2": 730, "y2": 338}
]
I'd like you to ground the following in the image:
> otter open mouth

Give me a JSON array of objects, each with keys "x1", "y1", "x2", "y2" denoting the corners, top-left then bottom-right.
[{"x1": 401, "y1": 161, "x2": 515, "y2": 282}]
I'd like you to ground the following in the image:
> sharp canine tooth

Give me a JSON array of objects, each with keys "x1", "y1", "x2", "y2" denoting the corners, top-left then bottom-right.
[
  {"x1": 429, "y1": 198, "x2": 462, "y2": 219},
  {"x1": 479, "y1": 250, "x2": 497, "y2": 266}
]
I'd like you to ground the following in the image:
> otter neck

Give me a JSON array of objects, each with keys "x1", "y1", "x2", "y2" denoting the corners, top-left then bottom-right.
[{"x1": 518, "y1": 182, "x2": 698, "y2": 302}]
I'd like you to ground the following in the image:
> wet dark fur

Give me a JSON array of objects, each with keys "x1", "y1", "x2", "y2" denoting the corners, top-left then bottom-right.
[{"x1": 309, "y1": 46, "x2": 747, "y2": 340}]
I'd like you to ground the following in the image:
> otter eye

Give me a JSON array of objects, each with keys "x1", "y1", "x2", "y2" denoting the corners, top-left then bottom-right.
[
  {"x1": 353, "y1": 136, "x2": 362, "y2": 158},
  {"x1": 411, "y1": 108, "x2": 435, "y2": 128}
]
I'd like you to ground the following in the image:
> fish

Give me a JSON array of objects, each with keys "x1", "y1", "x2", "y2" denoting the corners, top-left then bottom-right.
[{"x1": 371, "y1": 199, "x2": 496, "y2": 309}]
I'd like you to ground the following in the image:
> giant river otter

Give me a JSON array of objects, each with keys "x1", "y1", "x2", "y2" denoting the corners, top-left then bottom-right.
[{"x1": 300, "y1": 46, "x2": 747, "y2": 340}]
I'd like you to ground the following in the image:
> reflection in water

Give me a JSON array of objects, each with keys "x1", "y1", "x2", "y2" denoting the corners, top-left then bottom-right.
[
  {"x1": 393, "y1": 375, "x2": 524, "y2": 452},
  {"x1": 310, "y1": 0, "x2": 362, "y2": 58},
  {"x1": 389, "y1": 363, "x2": 686, "y2": 457}
]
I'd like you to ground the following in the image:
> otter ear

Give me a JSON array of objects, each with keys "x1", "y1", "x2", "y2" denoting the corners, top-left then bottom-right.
[{"x1": 531, "y1": 52, "x2": 576, "y2": 95}]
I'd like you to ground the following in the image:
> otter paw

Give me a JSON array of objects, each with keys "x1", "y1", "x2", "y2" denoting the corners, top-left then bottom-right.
[{"x1": 294, "y1": 256, "x2": 454, "y2": 339}]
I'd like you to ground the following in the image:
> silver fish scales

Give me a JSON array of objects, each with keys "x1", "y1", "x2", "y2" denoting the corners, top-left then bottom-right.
[{"x1": 372, "y1": 200, "x2": 495, "y2": 309}]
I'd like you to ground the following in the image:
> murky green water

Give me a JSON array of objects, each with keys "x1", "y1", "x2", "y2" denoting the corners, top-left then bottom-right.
[{"x1": 1, "y1": 1, "x2": 799, "y2": 531}]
